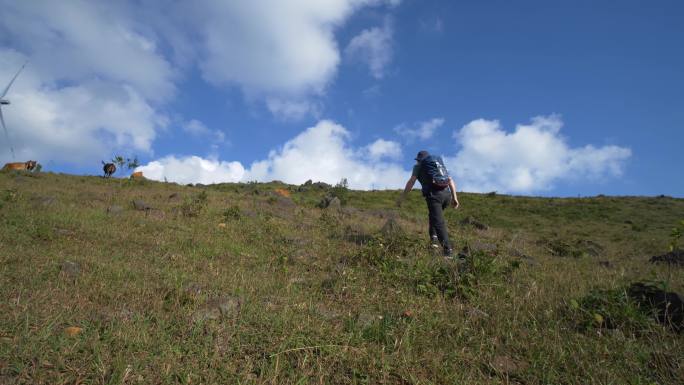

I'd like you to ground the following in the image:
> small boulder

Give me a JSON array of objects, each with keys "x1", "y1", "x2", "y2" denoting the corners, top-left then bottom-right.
[
  {"x1": 318, "y1": 195, "x2": 341, "y2": 209},
  {"x1": 60, "y1": 260, "x2": 81, "y2": 280},
  {"x1": 460, "y1": 216, "x2": 488, "y2": 230},
  {"x1": 192, "y1": 296, "x2": 241, "y2": 322},
  {"x1": 32, "y1": 195, "x2": 56, "y2": 207},
  {"x1": 107, "y1": 205, "x2": 124, "y2": 215},
  {"x1": 132, "y1": 200, "x2": 151, "y2": 211},
  {"x1": 490, "y1": 355, "x2": 528, "y2": 376}
]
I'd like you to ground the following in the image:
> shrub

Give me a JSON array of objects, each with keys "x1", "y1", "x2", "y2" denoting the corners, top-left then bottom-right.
[
  {"x1": 568, "y1": 287, "x2": 654, "y2": 334},
  {"x1": 180, "y1": 191, "x2": 208, "y2": 217},
  {"x1": 222, "y1": 205, "x2": 241, "y2": 221}
]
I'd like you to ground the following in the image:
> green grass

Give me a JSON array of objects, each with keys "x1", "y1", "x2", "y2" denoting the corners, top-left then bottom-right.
[{"x1": 1, "y1": 171, "x2": 683, "y2": 384}]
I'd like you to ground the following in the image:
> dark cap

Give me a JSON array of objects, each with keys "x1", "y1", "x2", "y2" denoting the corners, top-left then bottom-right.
[{"x1": 415, "y1": 150, "x2": 429, "y2": 161}]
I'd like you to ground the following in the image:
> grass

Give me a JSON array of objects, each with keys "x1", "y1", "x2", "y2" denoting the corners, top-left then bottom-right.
[{"x1": 0, "y1": 171, "x2": 683, "y2": 384}]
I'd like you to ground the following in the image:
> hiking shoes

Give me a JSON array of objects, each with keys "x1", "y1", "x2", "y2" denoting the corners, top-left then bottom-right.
[{"x1": 430, "y1": 236, "x2": 440, "y2": 249}]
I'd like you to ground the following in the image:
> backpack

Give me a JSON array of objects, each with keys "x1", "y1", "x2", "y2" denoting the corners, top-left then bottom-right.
[{"x1": 419, "y1": 155, "x2": 450, "y2": 190}]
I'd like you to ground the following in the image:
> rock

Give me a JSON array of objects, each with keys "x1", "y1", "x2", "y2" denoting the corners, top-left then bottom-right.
[
  {"x1": 598, "y1": 260, "x2": 613, "y2": 268},
  {"x1": 184, "y1": 282, "x2": 203, "y2": 297},
  {"x1": 508, "y1": 249, "x2": 538, "y2": 266},
  {"x1": 146, "y1": 209, "x2": 166, "y2": 220},
  {"x1": 318, "y1": 195, "x2": 341, "y2": 209},
  {"x1": 32, "y1": 195, "x2": 56, "y2": 207},
  {"x1": 490, "y1": 355, "x2": 528, "y2": 375},
  {"x1": 576, "y1": 239, "x2": 604, "y2": 257},
  {"x1": 60, "y1": 260, "x2": 81, "y2": 280},
  {"x1": 132, "y1": 200, "x2": 151, "y2": 211},
  {"x1": 64, "y1": 326, "x2": 83, "y2": 337},
  {"x1": 649, "y1": 250, "x2": 684, "y2": 266},
  {"x1": 466, "y1": 241, "x2": 497, "y2": 254},
  {"x1": 460, "y1": 216, "x2": 489, "y2": 230},
  {"x1": 193, "y1": 296, "x2": 241, "y2": 322},
  {"x1": 628, "y1": 282, "x2": 684, "y2": 332},
  {"x1": 168, "y1": 192, "x2": 180, "y2": 200},
  {"x1": 54, "y1": 228, "x2": 73, "y2": 237},
  {"x1": 465, "y1": 307, "x2": 490, "y2": 321},
  {"x1": 107, "y1": 205, "x2": 124, "y2": 215}
]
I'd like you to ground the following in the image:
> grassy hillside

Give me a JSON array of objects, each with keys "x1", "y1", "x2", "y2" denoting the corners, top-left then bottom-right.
[{"x1": 1, "y1": 171, "x2": 683, "y2": 384}]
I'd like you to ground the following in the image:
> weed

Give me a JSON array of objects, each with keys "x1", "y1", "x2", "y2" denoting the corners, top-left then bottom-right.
[
  {"x1": 180, "y1": 190, "x2": 208, "y2": 217},
  {"x1": 222, "y1": 205, "x2": 241, "y2": 221}
]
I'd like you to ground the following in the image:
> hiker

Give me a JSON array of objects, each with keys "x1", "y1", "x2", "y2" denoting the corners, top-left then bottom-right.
[{"x1": 396, "y1": 150, "x2": 459, "y2": 257}]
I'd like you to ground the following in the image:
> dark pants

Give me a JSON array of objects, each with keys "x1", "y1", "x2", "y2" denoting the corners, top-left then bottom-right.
[{"x1": 425, "y1": 189, "x2": 452, "y2": 250}]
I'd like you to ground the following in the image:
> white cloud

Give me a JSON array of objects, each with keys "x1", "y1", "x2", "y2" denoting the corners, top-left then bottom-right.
[
  {"x1": 136, "y1": 155, "x2": 245, "y2": 185},
  {"x1": 345, "y1": 19, "x2": 394, "y2": 79},
  {"x1": 138, "y1": 120, "x2": 409, "y2": 190},
  {"x1": 183, "y1": 120, "x2": 210, "y2": 136},
  {"x1": 266, "y1": 98, "x2": 322, "y2": 121},
  {"x1": 0, "y1": 49, "x2": 164, "y2": 164},
  {"x1": 0, "y1": 1, "x2": 176, "y2": 102},
  {"x1": 0, "y1": 1, "x2": 404, "y2": 164},
  {"x1": 445, "y1": 115, "x2": 632, "y2": 193},
  {"x1": 364, "y1": 138, "x2": 402, "y2": 160},
  {"x1": 182, "y1": 119, "x2": 226, "y2": 144},
  {"x1": 395, "y1": 117, "x2": 444, "y2": 141},
  {"x1": 0, "y1": 0, "x2": 175, "y2": 164},
  {"x1": 173, "y1": 0, "x2": 400, "y2": 115}
]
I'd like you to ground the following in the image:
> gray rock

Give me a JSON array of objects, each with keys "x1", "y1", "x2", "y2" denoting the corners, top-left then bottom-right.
[
  {"x1": 468, "y1": 241, "x2": 497, "y2": 254},
  {"x1": 318, "y1": 195, "x2": 341, "y2": 209},
  {"x1": 132, "y1": 200, "x2": 151, "y2": 211},
  {"x1": 460, "y1": 216, "x2": 489, "y2": 230},
  {"x1": 107, "y1": 205, "x2": 124, "y2": 215},
  {"x1": 32, "y1": 195, "x2": 56, "y2": 207},
  {"x1": 598, "y1": 260, "x2": 613, "y2": 268},
  {"x1": 61, "y1": 260, "x2": 80, "y2": 280},
  {"x1": 193, "y1": 296, "x2": 241, "y2": 322},
  {"x1": 147, "y1": 209, "x2": 166, "y2": 220}
]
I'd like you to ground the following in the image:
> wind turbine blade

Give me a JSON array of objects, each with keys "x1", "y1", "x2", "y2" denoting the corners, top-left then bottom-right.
[
  {"x1": 1, "y1": 61, "x2": 27, "y2": 99},
  {"x1": 0, "y1": 107, "x2": 16, "y2": 159}
]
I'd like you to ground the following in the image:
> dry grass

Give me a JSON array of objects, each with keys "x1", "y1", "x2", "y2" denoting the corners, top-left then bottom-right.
[{"x1": 0, "y1": 171, "x2": 683, "y2": 384}]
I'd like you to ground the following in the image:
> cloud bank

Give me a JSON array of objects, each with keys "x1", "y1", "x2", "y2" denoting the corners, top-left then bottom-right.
[
  {"x1": 395, "y1": 117, "x2": 445, "y2": 141},
  {"x1": 0, "y1": 0, "x2": 400, "y2": 163},
  {"x1": 445, "y1": 115, "x2": 632, "y2": 193},
  {"x1": 137, "y1": 120, "x2": 407, "y2": 190},
  {"x1": 137, "y1": 116, "x2": 631, "y2": 194}
]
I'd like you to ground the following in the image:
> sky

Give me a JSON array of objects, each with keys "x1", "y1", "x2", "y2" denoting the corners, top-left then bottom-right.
[{"x1": 0, "y1": 0, "x2": 682, "y2": 196}]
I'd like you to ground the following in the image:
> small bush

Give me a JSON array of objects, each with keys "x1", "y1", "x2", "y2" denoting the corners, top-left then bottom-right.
[
  {"x1": 568, "y1": 287, "x2": 653, "y2": 333},
  {"x1": 180, "y1": 191, "x2": 208, "y2": 217},
  {"x1": 222, "y1": 205, "x2": 241, "y2": 221}
]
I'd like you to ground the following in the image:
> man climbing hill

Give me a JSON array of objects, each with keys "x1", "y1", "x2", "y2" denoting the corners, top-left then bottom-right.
[{"x1": 396, "y1": 150, "x2": 459, "y2": 257}]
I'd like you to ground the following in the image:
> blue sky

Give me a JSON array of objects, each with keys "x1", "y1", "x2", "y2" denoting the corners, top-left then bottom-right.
[{"x1": 0, "y1": 0, "x2": 682, "y2": 196}]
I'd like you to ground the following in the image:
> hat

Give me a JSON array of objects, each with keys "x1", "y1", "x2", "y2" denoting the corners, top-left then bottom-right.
[{"x1": 415, "y1": 150, "x2": 429, "y2": 161}]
